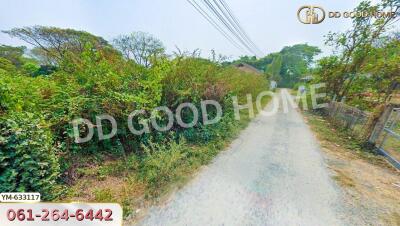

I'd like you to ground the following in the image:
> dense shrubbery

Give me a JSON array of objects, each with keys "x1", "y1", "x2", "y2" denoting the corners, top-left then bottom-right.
[
  {"x1": 0, "y1": 113, "x2": 61, "y2": 200},
  {"x1": 0, "y1": 26, "x2": 268, "y2": 198}
]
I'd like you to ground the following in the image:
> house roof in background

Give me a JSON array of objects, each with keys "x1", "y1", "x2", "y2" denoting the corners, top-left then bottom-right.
[{"x1": 235, "y1": 63, "x2": 262, "y2": 75}]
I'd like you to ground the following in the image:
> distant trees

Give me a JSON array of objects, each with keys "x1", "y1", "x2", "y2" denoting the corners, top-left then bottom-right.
[
  {"x1": 230, "y1": 44, "x2": 321, "y2": 87},
  {"x1": 113, "y1": 32, "x2": 165, "y2": 67},
  {"x1": 265, "y1": 54, "x2": 282, "y2": 82},
  {"x1": 0, "y1": 45, "x2": 26, "y2": 67},
  {"x1": 278, "y1": 44, "x2": 321, "y2": 87},
  {"x1": 3, "y1": 26, "x2": 110, "y2": 66},
  {"x1": 0, "y1": 44, "x2": 44, "y2": 76}
]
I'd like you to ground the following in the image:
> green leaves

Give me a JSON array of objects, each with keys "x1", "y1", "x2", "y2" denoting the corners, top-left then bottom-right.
[
  {"x1": 0, "y1": 27, "x2": 270, "y2": 201},
  {"x1": 0, "y1": 113, "x2": 61, "y2": 200},
  {"x1": 315, "y1": 0, "x2": 399, "y2": 108},
  {"x1": 230, "y1": 44, "x2": 321, "y2": 88}
]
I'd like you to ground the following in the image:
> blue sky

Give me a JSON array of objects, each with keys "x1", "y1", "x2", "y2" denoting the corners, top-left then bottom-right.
[{"x1": 0, "y1": 0, "x2": 377, "y2": 59}]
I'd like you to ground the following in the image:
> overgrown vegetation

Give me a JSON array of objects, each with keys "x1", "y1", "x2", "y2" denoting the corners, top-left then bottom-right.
[
  {"x1": 296, "y1": 0, "x2": 399, "y2": 152},
  {"x1": 0, "y1": 26, "x2": 269, "y2": 206},
  {"x1": 312, "y1": 0, "x2": 399, "y2": 111},
  {"x1": 0, "y1": 112, "x2": 62, "y2": 200},
  {"x1": 64, "y1": 95, "x2": 270, "y2": 218}
]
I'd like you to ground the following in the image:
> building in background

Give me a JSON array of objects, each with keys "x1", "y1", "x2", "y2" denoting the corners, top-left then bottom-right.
[{"x1": 235, "y1": 63, "x2": 262, "y2": 75}]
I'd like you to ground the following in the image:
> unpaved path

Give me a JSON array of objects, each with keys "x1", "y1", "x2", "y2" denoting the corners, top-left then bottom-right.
[{"x1": 135, "y1": 90, "x2": 350, "y2": 226}]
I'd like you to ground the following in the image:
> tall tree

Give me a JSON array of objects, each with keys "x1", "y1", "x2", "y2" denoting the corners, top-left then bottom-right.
[
  {"x1": 113, "y1": 32, "x2": 165, "y2": 67},
  {"x1": 324, "y1": 0, "x2": 400, "y2": 99},
  {"x1": 3, "y1": 26, "x2": 109, "y2": 64},
  {"x1": 278, "y1": 44, "x2": 321, "y2": 87},
  {"x1": 265, "y1": 54, "x2": 282, "y2": 81}
]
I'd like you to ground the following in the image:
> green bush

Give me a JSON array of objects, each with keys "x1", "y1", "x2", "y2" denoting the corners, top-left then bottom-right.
[
  {"x1": 0, "y1": 58, "x2": 16, "y2": 72},
  {"x1": 0, "y1": 27, "x2": 270, "y2": 200},
  {"x1": 0, "y1": 113, "x2": 61, "y2": 200},
  {"x1": 139, "y1": 140, "x2": 187, "y2": 191}
]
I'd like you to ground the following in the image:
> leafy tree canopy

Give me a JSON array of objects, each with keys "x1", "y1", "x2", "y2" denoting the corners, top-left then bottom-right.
[
  {"x1": 0, "y1": 45, "x2": 26, "y2": 67},
  {"x1": 229, "y1": 43, "x2": 321, "y2": 87},
  {"x1": 113, "y1": 32, "x2": 165, "y2": 68},
  {"x1": 3, "y1": 26, "x2": 110, "y2": 66}
]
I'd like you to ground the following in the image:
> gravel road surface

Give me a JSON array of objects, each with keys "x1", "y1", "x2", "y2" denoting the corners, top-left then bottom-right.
[{"x1": 135, "y1": 90, "x2": 348, "y2": 226}]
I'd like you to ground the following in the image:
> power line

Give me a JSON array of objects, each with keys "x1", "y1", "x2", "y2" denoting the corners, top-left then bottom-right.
[
  {"x1": 218, "y1": 0, "x2": 263, "y2": 55},
  {"x1": 186, "y1": 0, "x2": 249, "y2": 54},
  {"x1": 210, "y1": 0, "x2": 259, "y2": 54},
  {"x1": 219, "y1": 0, "x2": 261, "y2": 52},
  {"x1": 187, "y1": 0, "x2": 263, "y2": 57},
  {"x1": 202, "y1": 0, "x2": 259, "y2": 56}
]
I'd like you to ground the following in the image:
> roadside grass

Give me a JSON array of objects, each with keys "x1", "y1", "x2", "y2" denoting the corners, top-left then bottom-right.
[
  {"x1": 303, "y1": 111, "x2": 400, "y2": 225},
  {"x1": 331, "y1": 169, "x2": 355, "y2": 188},
  {"x1": 302, "y1": 111, "x2": 389, "y2": 167},
  {"x1": 62, "y1": 95, "x2": 271, "y2": 219}
]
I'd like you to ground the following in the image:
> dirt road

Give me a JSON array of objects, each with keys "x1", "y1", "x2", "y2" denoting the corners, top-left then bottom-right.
[{"x1": 135, "y1": 90, "x2": 349, "y2": 226}]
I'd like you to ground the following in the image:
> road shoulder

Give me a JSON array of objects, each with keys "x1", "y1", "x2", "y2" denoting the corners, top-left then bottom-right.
[{"x1": 302, "y1": 111, "x2": 400, "y2": 225}]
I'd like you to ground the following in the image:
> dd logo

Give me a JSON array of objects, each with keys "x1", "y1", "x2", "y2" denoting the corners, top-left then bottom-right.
[{"x1": 297, "y1": 5, "x2": 326, "y2": 24}]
